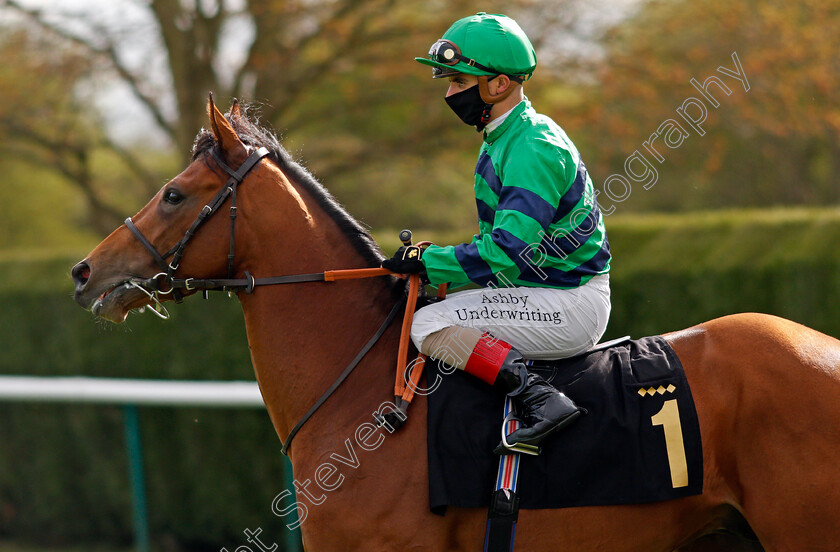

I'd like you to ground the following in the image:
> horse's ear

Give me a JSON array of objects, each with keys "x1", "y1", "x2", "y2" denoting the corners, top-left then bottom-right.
[
  {"x1": 228, "y1": 99, "x2": 242, "y2": 123},
  {"x1": 207, "y1": 92, "x2": 247, "y2": 164}
]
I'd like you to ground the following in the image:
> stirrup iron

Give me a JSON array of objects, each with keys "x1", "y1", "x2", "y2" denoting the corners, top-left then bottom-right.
[{"x1": 499, "y1": 412, "x2": 540, "y2": 456}]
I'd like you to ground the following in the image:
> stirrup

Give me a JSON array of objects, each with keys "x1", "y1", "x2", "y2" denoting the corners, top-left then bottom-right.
[{"x1": 499, "y1": 412, "x2": 540, "y2": 456}]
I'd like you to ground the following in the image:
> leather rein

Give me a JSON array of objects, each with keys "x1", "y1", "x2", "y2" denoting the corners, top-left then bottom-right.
[{"x1": 123, "y1": 145, "x2": 420, "y2": 456}]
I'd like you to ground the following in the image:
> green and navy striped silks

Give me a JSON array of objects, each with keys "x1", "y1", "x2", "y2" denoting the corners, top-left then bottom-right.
[{"x1": 422, "y1": 99, "x2": 611, "y2": 289}]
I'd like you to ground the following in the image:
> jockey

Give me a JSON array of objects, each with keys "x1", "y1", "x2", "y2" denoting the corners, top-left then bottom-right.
[{"x1": 382, "y1": 12, "x2": 611, "y2": 453}]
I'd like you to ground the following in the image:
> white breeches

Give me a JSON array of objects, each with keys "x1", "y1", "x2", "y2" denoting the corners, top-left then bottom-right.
[{"x1": 410, "y1": 274, "x2": 611, "y2": 361}]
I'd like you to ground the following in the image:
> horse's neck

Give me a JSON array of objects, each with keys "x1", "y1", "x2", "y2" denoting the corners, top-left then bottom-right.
[{"x1": 236, "y1": 168, "x2": 400, "y2": 457}]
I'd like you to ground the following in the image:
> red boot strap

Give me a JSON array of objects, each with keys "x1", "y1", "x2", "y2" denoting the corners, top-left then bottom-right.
[{"x1": 464, "y1": 335, "x2": 512, "y2": 385}]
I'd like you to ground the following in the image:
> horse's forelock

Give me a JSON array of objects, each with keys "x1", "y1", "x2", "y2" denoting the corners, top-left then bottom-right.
[{"x1": 191, "y1": 129, "x2": 216, "y2": 160}]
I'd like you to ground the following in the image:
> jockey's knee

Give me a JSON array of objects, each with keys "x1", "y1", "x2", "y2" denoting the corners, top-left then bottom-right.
[
  {"x1": 410, "y1": 303, "x2": 446, "y2": 351},
  {"x1": 414, "y1": 325, "x2": 483, "y2": 371}
]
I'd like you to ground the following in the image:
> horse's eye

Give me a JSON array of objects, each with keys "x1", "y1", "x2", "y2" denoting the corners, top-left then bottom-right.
[{"x1": 163, "y1": 189, "x2": 184, "y2": 205}]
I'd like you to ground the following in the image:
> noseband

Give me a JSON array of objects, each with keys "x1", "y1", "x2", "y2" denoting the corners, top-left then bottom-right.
[{"x1": 125, "y1": 146, "x2": 271, "y2": 301}]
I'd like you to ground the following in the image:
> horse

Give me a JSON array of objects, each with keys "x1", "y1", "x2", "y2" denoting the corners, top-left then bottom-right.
[{"x1": 71, "y1": 96, "x2": 840, "y2": 551}]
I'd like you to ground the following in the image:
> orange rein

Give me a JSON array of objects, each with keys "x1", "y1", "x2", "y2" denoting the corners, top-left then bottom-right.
[
  {"x1": 323, "y1": 267, "x2": 393, "y2": 281},
  {"x1": 325, "y1": 241, "x2": 445, "y2": 407}
]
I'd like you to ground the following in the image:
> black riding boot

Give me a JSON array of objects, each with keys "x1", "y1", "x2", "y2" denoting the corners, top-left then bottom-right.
[{"x1": 492, "y1": 348, "x2": 583, "y2": 454}]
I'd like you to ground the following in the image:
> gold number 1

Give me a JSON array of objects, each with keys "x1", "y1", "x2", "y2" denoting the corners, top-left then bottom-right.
[{"x1": 650, "y1": 399, "x2": 688, "y2": 488}]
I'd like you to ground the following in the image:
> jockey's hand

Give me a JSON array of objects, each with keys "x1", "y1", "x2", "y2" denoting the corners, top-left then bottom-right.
[{"x1": 381, "y1": 245, "x2": 425, "y2": 274}]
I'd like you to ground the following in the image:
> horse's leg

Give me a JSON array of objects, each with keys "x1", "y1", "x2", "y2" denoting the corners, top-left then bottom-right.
[
  {"x1": 670, "y1": 314, "x2": 840, "y2": 551},
  {"x1": 674, "y1": 506, "x2": 764, "y2": 552},
  {"x1": 677, "y1": 534, "x2": 765, "y2": 552}
]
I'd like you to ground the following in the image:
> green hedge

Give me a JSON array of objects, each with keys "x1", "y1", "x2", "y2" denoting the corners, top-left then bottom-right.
[
  {"x1": 603, "y1": 207, "x2": 840, "y2": 339},
  {"x1": 0, "y1": 291, "x2": 294, "y2": 550},
  {"x1": 1, "y1": 207, "x2": 839, "y2": 549}
]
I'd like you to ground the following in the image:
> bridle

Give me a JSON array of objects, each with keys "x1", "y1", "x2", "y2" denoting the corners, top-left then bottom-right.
[
  {"x1": 125, "y1": 145, "x2": 390, "y2": 306},
  {"x1": 122, "y1": 143, "x2": 414, "y2": 455},
  {"x1": 124, "y1": 146, "x2": 271, "y2": 304}
]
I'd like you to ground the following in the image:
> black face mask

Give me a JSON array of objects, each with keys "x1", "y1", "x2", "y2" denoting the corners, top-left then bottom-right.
[{"x1": 445, "y1": 85, "x2": 493, "y2": 131}]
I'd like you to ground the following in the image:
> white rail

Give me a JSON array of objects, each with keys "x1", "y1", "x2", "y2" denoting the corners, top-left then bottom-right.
[
  {"x1": 0, "y1": 376, "x2": 264, "y2": 407},
  {"x1": 0, "y1": 375, "x2": 300, "y2": 552}
]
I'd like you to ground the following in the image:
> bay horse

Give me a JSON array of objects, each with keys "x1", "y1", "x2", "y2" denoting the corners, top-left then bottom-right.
[{"x1": 71, "y1": 97, "x2": 840, "y2": 551}]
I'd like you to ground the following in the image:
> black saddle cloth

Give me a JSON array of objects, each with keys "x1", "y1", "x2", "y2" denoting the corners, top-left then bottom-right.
[{"x1": 426, "y1": 335, "x2": 703, "y2": 514}]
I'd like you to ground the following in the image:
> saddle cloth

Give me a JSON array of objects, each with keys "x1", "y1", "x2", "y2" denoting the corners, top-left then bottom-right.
[{"x1": 426, "y1": 335, "x2": 703, "y2": 514}]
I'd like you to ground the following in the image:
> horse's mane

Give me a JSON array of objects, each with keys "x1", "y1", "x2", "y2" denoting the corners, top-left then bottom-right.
[{"x1": 191, "y1": 106, "x2": 384, "y2": 267}]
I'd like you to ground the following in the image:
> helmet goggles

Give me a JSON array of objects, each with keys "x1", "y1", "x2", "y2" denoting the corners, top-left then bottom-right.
[
  {"x1": 428, "y1": 39, "x2": 494, "y2": 74},
  {"x1": 426, "y1": 39, "x2": 525, "y2": 82}
]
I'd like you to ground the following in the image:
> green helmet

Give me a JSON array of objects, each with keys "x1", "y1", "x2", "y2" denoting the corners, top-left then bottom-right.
[{"x1": 415, "y1": 12, "x2": 537, "y2": 80}]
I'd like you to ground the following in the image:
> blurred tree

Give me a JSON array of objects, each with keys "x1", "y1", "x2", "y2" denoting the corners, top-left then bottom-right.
[
  {"x1": 561, "y1": 0, "x2": 840, "y2": 213},
  {"x1": 1, "y1": 0, "x2": 591, "y2": 233},
  {"x1": 0, "y1": 27, "x2": 163, "y2": 235}
]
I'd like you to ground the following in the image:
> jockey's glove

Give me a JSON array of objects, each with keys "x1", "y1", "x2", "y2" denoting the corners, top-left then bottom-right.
[{"x1": 381, "y1": 245, "x2": 425, "y2": 274}]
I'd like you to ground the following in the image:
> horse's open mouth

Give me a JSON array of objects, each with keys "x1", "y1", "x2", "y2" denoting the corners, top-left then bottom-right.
[{"x1": 90, "y1": 280, "x2": 157, "y2": 323}]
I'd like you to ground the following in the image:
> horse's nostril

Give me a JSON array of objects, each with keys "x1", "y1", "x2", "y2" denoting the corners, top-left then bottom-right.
[{"x1": 72, "y1": 261, "x2": 91, "y2": 287}]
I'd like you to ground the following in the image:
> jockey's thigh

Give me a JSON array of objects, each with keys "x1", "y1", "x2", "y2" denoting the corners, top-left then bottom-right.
[{"x1": 411, "y1": 274, "x2": 611, "y2": 360}]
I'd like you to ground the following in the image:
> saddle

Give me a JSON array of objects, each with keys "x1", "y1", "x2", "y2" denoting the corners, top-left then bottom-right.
[{"x1": 425, "y1": 335, "x2": 703, "y2": 514}]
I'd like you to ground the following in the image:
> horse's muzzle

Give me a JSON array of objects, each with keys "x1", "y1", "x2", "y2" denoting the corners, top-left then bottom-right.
[{"x1": 71, "y1": 261, "x2": 92, "y2": 301}]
